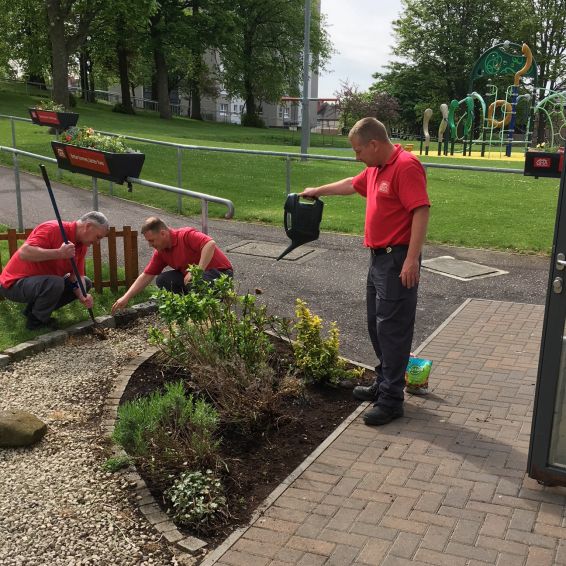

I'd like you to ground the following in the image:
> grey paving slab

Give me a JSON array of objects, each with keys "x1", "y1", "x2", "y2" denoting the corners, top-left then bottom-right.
[{"x1": 422, "y1": 255, "x2": 506, "y2": 279}]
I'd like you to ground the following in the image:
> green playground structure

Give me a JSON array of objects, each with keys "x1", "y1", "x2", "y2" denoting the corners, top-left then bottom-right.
[{"x1": 420, "y1": 41, "x2": 566, "y2": 158}]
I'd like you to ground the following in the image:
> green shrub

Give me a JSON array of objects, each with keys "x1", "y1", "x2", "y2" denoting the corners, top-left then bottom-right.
[
  {"x1": 292, "y1": 299, "x2": 364, "y2": 386},
  {"x1": 149, "y1": 268, "x2": 301, "y2": 433},
  {"x1": 166, "y1": 470, "x2": 228, "y2": 532},
  {"x1": 241, "y1": 112, "x2": 265, "y2": 128},
  {"x1": 112, "y1": 102, "x2": 136, "y2": 115},
  {"x1": 68, "y1": 92, "x2": 77, "y2": 107},
  {"x1": 112, "y1": 381, "x2": 220, "y2": 488}
]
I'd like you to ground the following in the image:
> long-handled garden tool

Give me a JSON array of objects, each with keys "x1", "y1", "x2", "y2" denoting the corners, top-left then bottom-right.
[{"x1": 39, "y1": 164, "x2": 107, "y2": 339}]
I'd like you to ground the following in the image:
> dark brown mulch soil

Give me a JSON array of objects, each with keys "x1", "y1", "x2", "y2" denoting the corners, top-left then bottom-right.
[{"x1": 120, "y1": 344, "x2": 373, "y2": 551}]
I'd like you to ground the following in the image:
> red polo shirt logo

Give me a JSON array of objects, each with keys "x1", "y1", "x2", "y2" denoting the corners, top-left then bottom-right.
[{"x1": 378, "y1": 181, "x2": 391, "y2": 194}]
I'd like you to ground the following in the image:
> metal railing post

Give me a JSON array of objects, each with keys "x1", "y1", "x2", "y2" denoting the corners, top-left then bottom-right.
[
  {"x1": 177, "y1": 147, "x2": 183, "y2": 212},
  {"x1": 286, "y1": 156, "x2": 292, "y2": 194},
  {"x1": 92, "y1": 177, "x2": 99, "y2": 211},
  {"x1": 201, "y1": 199, "x2": 209, "y2": 235},
  {"x1": 11, "y1": 119, "x2": 24, "y2": 231}
]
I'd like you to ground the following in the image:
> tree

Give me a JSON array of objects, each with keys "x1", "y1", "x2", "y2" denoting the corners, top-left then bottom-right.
[
  {"x1": 45, "y1": 0, "x2": 99, "y2": 107},
  {"x1": 219, "y1": 0, "x2": 331, "y2": 125},
  {"x1": 335, "y1": 81, "x2": 400, "y2": 131},
  {"x1": 0, "y1": 0, "x2": 51, "y2": 84},
  {"x1": 372, "y1": 0, "x2": 513, "y2": 129}
]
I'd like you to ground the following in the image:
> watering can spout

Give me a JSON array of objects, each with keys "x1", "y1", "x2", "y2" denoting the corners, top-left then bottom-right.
[{"x1": 276, "y1": 242, "x2": 300, "y2": 261}]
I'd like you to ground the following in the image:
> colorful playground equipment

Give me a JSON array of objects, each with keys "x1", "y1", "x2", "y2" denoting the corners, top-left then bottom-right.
[{"x1": 418, "y1": 41, "x2": 566, "y2": 158}]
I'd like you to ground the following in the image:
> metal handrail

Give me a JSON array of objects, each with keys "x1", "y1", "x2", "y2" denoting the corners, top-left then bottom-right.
[{"x1": 0, "y1": 145, "x2": 234, "y2": 233}]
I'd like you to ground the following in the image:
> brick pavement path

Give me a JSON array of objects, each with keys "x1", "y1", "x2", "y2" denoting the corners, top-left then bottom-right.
[{"x1": 205, "y1": 299, "x2": 566, "y2": 566}]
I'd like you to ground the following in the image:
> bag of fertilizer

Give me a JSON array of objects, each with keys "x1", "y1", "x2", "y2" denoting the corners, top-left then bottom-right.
[{"x1": 405, "y1": 356, "x2": 432, "y2": 395}]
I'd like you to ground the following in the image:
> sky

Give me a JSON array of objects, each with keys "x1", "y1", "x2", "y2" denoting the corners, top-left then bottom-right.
[{"x1": 316, "y1": 0, "x2": 404, "y2": 99}]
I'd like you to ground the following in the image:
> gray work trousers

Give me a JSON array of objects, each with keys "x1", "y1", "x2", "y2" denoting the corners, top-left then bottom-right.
[
  {"x1": 0, "y1": 275, "x2": 92, "y2": 322},
  {"x1": 366, "y1": 248, "x2": 419, "y2": 410}
]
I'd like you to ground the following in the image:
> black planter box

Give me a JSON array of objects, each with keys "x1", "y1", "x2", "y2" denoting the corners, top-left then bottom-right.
[
  {"x1": 51, "y1": 141, "x2": 145, "y2": 185},
  {"x1": 28, "y1": 108, "x2": 79, "y2": 130},
  {"x1": 524, "y1": 150, "x2": 564, "y2": 179}
]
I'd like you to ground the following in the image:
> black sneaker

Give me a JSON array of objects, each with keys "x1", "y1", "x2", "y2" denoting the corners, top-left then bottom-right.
[
  {"x1": 26, "y1": 314, "x2": 58, "y2": 331},
  {"x1": 363, "y1": 404, "x2": 404, "y2": 426},
  {"x1": 352, "y1": 382, "x2": 380, "y2": 402}
]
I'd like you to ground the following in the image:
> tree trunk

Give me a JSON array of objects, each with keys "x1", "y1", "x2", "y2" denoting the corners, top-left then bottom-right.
[
  {"x1": 153, "y1": 46, "x2": 171, "y2": 119},
  {"x1": 45, "y1": 1, "x2": 69, "y2": 107},
  {"x1": 79, "y1": 52, "x2": 87, "y2": 100},
  {"x1": 190, "y1": 79, "x2": 202, "y2": 120},
  {"x1": 117, "y1": 45, "x2": 134, "y2": 113},
  {"x1": 150, "y1": 12, "x2": 171, "y2": 120},
  {"x1": 87, "y1": 55, "x2": 95, "y2": 100}
]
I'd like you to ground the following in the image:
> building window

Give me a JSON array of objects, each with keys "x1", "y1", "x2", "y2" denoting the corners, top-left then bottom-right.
[
  {"x1": 233, "y1": 104, "x2": 238, "y2": 112},
  {"x1": 220, "y1": 103, "x2": 228, "y2": 114}
]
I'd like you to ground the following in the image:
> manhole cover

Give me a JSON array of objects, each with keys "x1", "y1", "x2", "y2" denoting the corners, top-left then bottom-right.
[
  {"x1": 226, "y1": 240, "x2": 321, "y2": 262},
  {"x1": 422, "y1": 256, "x2": 508, "y2": 281}
]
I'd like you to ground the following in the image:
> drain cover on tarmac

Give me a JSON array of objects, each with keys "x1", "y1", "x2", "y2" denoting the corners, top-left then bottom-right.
[
  {"x1": 422, "y1": 255, "x2": 508, "y2": 281},
  {"x1": 226, "y1": 240, "x2": 320, "y2": 262}
]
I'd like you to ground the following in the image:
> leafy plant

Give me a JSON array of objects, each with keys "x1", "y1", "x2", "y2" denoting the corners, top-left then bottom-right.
[
  {"x1": 149, "y1": 267, "x2": 301, "y2": 433},
  {"x1": 166, "y1": 470, "x2": 228, "y2": 532},
  {"x1": 102, "y1": 455, "x2": 132, "y2": 473},
  {"x1": 112, "y1": 381, "x2": 220, "y2": 488},
  {"x1": 62, "y1": 126, "x2": 136, "y2": 153},
  {"x1": 292, "y1": 299, "x2": 364, "y2": 386},
  {"x1": 34, "y1": 99, "x2": 65, "y2": 112}
]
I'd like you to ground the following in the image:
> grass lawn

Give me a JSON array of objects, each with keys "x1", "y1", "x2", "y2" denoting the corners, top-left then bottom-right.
[{"x1": 0, "y1": 89, "x2": 560, "y2": 255}]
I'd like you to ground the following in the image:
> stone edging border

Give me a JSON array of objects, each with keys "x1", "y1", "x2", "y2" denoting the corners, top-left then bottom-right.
[
  {"x1": 102, "y1": 336, "x2": 375, "y2": 563},
  {"x1": 0, "y1": 301, "x2": 158, "y2": 368}
]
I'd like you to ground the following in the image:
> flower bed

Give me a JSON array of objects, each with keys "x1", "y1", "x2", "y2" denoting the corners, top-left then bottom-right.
[
  {"x1": 51, "y1": 127, "x2": 145, "y2": 184},
  {"x1": 28, "y1": 108, "x2": 79, "y2": 129},
  {"x1": 109, "y1": 269, "x2": 371, "y2": 549}
]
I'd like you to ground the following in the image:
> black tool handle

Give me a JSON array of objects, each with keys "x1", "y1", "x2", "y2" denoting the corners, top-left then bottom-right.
[{"x1": 39, "y1": 165, "x2": 94, "y2": 320}]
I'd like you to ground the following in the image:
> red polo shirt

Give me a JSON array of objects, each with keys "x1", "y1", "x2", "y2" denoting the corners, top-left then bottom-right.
[
  {"x1": 352, "y1": 144, "x2": 430, "y2": 248},
  {"x1": 144, "y1": 227, "x2": 232, "y2": 276},
  {"x1": 0, "y1": 221, "x2": 87, "y2": 288}
]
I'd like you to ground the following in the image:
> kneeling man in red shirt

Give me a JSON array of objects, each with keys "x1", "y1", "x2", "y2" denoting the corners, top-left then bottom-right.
[
  {"x1": 0, "y1": 211, "x2": 109, "y2": 330},
  {"x1": 111, "y1": 217, "x2": 233, "y2": 314}
]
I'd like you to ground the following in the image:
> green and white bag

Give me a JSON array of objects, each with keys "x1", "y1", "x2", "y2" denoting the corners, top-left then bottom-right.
[{"x1": 405, "y1": 356, "x2": 432, "y2": 395}]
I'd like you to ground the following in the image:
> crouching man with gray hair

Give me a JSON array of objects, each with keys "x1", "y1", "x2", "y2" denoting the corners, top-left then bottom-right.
[{"x1": 0, "y1": 211, "x2": 109, "y2": 330}]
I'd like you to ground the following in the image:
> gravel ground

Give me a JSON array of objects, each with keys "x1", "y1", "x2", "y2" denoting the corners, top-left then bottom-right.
[{"x1": 0, "y1": 317, "x2": 177, "y2": 566}]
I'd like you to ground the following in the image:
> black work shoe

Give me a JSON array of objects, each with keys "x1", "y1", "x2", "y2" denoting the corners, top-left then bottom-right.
[
  {"x1": 363, "y1": 405, "x2": 404, "y2": 426},
  {"x1": 352, "y1": 382, "x2": 380, "y2": 402},
  {"x1": 21, "y1": 303, "x2": 33, "y2": 317},
  {"x1": 26, "y1": 314, "x2": 58, "y2": 331}
]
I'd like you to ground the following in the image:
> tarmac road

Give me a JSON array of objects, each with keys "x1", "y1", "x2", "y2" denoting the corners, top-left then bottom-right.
[{"x1": 0, "y1": 165, "x2": 550, "y2": 366}]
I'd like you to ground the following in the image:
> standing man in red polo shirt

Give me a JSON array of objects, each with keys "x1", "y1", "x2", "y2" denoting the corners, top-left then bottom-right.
[
  {"x1": 301, "y1": 117, "x2": 430, "y2": 426},
  {"x1": 111, "y1": 217, "x2": 233, "y2": 313},
  {"x1": 0, "y1": 211, "x2": 109, "y2": 330}
]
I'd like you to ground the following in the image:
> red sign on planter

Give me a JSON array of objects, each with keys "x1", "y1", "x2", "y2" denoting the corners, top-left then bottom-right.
[
  {"x1": 65, "y1": 146, "x2": 110, "y2": 174},
  {"x1": 524, "y1": 150, "x2": 564, "y2": 179},
  {"x1": 51, "y1": 141, "x2": 145, "y2": 185},
  {"x1": 28, "y1": 108, "x2": 79, "y2": 129}
]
